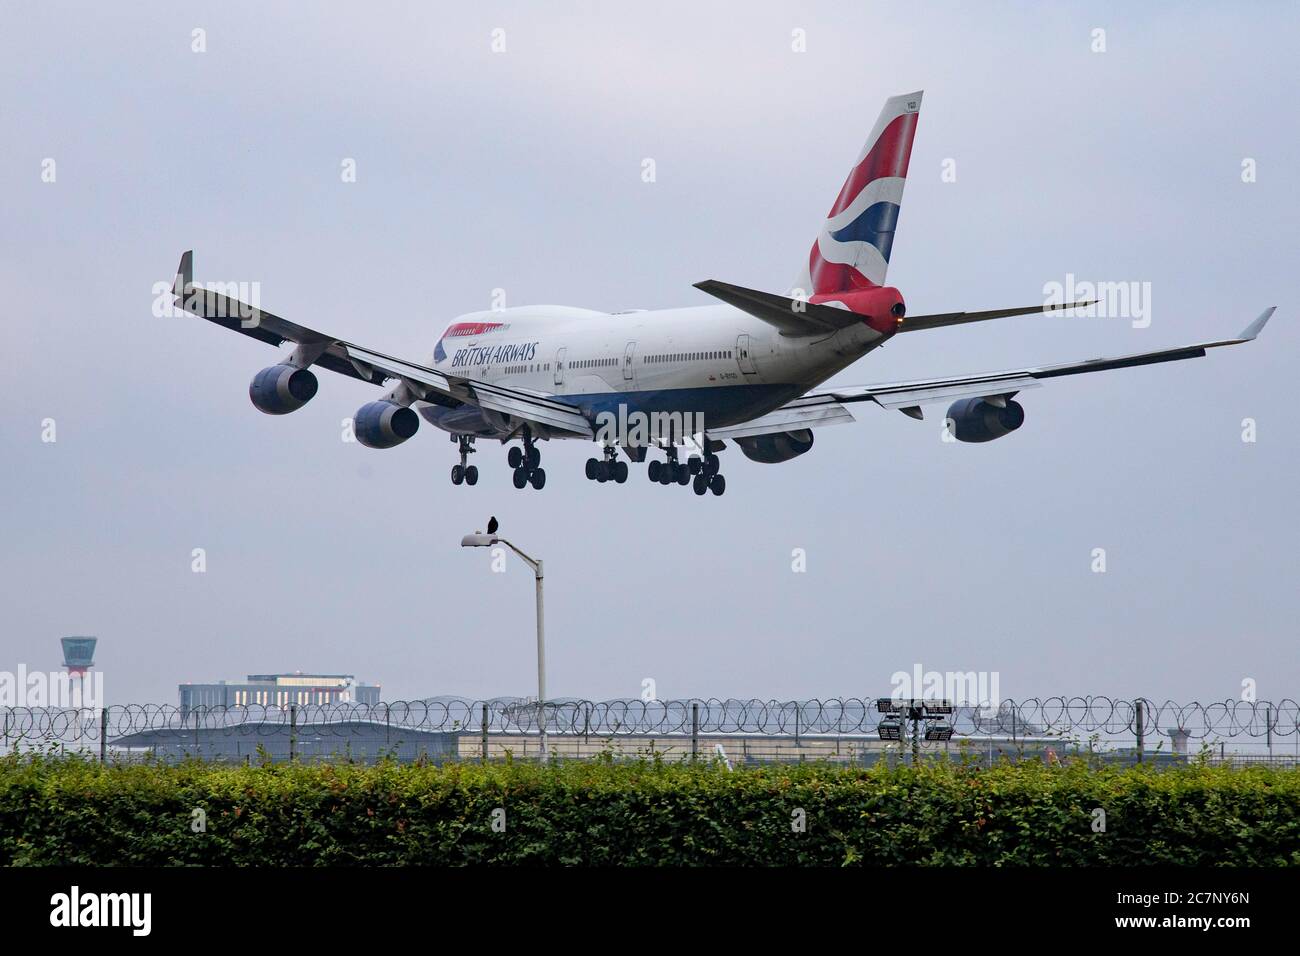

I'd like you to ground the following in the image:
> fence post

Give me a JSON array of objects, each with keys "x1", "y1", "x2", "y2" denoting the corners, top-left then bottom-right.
[
  {"x1": 289, "y1": 704, "x2": 298, "y2": 763},
  {"x1": 691, "y1": 702, "x2": 699, "y2": 758},
  {"x1": 1135, "y1": 700, "x2": 1145, "y2": 764},
  {"x1": 794, "y1": 704, "x2": 801, "y2": 747},
  {"x1": 1266, "y1": 704, "x2": 1273, "y2": 758},
  {"x1": 481, "y1": 703, "x2": 489, "y2": 763},
  {"x1": 99, "y1": 706, "x2": 108, "y2": 764}
]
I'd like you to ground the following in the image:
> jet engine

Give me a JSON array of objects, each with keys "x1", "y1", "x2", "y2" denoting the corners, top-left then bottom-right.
[
  {"x1": 354, "y1": 400, "x2": 420, "y2": 449},
  {"x1": 249, "y1": 364, "x2": 318, "y2": 415},
  {"x1": 734, "y1": 429, "x2": 815, "y2": 463},
  {"x1": 945, "y1": 396, "x2": 1025, "y2": 443}
]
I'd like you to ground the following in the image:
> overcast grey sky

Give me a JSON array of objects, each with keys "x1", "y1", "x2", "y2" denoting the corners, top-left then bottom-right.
[{"x1": 2, "y1": 2, "x2": 1296, "y2": 706}]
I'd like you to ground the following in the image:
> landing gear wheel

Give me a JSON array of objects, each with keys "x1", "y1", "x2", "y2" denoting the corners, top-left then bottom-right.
[
  {"x1": 687, "y1": 456, "x2": 702, "y2": 476},
  {"x1": 451, "y1": 464, "x2": 464, "y2": 485},
  {"x1": 693, "y1": 474, "x2": 708, "y2": 496},
  {"x1": 529, "y1": 467, "x2": 546, "y2": 490},
  {"x1": 596, "y1": 461, "x2": 609, "y2": 483},
  {"x1": 526, "y1": 446, "x2": 541, "y2": 470},
  {"x1": 709, "y1": 473, "x2": 726, "y2": 496},
  {"x1": 512, "y1": 467, "x2": 529, "y2": 489},
  {"x1": 675, "y1": 463, "x2": 690, "y2": 485},
  {"x1": 508, "y1": 446, "x2": 523, "y2": 469},
  {"x1": 613, "y1": 461, "x2": 628, "y2": 483},
  {"x1": 585, "y1": 458, "x2": 599, "y2": 480},
  {"x1": 647, "y1": 460, "x2": 662, "y2": 482},
  {"x1": 464, "y1": 465, "x2": 478, "y2": 485}
]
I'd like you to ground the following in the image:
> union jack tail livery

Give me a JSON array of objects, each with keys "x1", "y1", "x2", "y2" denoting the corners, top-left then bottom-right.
[{"x1": 795, "y1": 90, "x2": 922, "y2": 324}]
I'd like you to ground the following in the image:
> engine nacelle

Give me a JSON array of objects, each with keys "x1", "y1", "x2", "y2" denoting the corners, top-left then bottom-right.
[
  {"x1": 945, "y1": 397, "x2": 1025, "y2": 443},
  {"x1": 735, "y1": 429, "x2": 815, "y2": 464},
  {"x1": 354, "y1": 400, "x2": 420, "y2": 449},
  {"x1": 249, "y1": 364, "x2": 318, "y2": 415}
]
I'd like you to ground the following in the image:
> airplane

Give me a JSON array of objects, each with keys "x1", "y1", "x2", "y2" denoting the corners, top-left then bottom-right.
[{"x1": 170, "y1": 90, "x2": 1275, "y2": 496}]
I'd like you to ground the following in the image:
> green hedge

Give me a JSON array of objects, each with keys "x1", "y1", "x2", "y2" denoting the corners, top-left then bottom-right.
[{"x1": 2, "y1": 753, "x2": 1298, "y2": 866}]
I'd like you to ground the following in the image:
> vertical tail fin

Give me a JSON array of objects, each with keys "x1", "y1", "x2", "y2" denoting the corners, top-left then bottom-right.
[{"x1": 794, "y1": 91, "x2": 922, "y2": 297}]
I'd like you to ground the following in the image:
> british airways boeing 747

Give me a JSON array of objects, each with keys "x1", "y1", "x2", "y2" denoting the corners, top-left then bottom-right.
[{"x1": 171, "y1": 91, "x2": 1274, "y2": 495}]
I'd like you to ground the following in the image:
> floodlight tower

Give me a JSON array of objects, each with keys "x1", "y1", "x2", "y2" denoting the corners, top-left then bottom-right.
[{"x1": 877, "y1": 699, "x2": 953, "y2": 764}]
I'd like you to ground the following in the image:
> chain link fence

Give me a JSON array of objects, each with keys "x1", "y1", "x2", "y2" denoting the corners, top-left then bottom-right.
[{"x1": 3, "y1": 696, "x2": 1298, "y2": 766}]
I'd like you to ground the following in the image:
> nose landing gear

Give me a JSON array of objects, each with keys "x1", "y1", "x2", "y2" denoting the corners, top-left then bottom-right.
[{"x1": 450, "y1": 434, "x2": 479, "y2": 486}]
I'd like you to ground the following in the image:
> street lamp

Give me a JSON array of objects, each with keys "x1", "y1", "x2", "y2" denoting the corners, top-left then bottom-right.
[{"x1": 461, "y1": 524, "x2": 548, "y2": 763}]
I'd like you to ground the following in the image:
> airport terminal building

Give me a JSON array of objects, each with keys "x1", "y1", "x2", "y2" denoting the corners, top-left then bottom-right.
[{"x1": 179, "y1": 673, "x2": 380, "y2": 714}]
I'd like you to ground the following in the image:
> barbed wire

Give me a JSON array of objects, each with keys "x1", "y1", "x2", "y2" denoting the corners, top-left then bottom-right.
[{"x1": 2, "y1": 696, "x2": 1297, "y2": 745}]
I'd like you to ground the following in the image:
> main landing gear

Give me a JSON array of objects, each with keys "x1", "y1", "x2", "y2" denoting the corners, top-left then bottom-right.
[
  {"x1": 585, "y1": 445, "x2": 629, "y2": 484},
  {"x1": 648, "y1": 448, "x2": 726, "y2": 496},
  {"x1": 450, "y1": 434, "x2": 478, "y2": 486},
  {"x1": 691, "y1": 450, "x2": 726, "y2": 496},
  {"x1": 507, "y1": 431, "x2": 546, "y2": 490}
]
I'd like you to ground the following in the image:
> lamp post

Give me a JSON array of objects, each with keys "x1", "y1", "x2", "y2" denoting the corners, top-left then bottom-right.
[{"x1": 461, "y1": 531, "x2": 548, "y2": 762}]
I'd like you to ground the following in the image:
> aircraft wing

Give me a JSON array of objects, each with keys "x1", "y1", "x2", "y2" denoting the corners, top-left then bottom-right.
[
  {"x1": 170, "y1": 251, "x2": 594, "y2": 438},
  {"x1": 708, "y1": 307, "x2": 1276, "y2": 437}
]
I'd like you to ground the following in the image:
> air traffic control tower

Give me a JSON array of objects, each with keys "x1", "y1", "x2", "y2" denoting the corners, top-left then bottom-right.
[{"x1": 60, "y1": 636, "x2": 97, "y2": 678}]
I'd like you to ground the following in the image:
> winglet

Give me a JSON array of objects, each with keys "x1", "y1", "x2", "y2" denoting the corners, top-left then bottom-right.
[
  {"x1": 1239, "y1": 306, "x2": 1276, "y2": 341},
  {"x1": 171, "y1": 250, "x2": 193, "y2": 297}
]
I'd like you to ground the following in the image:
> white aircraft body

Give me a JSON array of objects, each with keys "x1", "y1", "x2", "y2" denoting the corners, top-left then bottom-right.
[{"x1": 173, "y1": 92, "x2": 1275, "y2": 495}]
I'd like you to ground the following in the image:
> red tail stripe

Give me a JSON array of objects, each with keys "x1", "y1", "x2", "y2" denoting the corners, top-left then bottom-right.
[{"x1": 827, "y1": 113, "x2": 919, "y2": 218}]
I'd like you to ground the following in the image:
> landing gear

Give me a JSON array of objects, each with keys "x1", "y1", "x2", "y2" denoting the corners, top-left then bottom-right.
[
  {"x1": 508, "y1": 430, "x2": 545, "y2": 491},
  {"x1": 450, "y1": 435, "x2": 478, "y2": 486},
  {"x1": 648, "y1": 446, "x2": 707, "y2": 489},
  {"x1": 686, "y1": 450, "x2": 725, "y2": 495},
  {"x1": 586, "y1": 446, "x2": 628, "y2": 484}
]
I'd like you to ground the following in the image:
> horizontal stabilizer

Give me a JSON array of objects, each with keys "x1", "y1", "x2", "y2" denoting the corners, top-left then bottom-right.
[
  {"x1": 897, "y1": 300, "x2": 1096, "y2": 333},
  {"x1": 694, "y1": 280, "x2": 861, "y2": 336}
]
